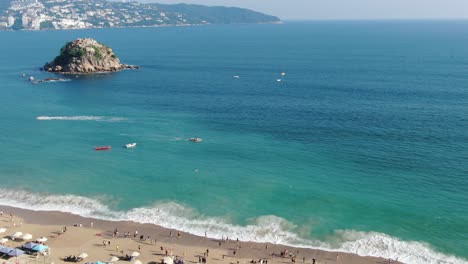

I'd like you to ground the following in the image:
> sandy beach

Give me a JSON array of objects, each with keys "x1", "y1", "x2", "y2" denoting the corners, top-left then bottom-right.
[{"x1": 0, "y1": 205, "x2": 398, "y2": 264}]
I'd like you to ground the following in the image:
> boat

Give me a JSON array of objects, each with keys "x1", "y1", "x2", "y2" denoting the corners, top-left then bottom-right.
[
  {"x1": 189, "y1": 138, "x2": 203, "y2": 143},
  {"x1": 277, "y1": 79, "x2": 282, "y2": 82},
  {"x1": 124, "y1": 143, "x2": 137, "y2": 148},
  {"x1": 95, "y1": 146, "x2": 111, "y2": 151},
  {"x1": 281, "y1": 72, "x2": 286, "y2": 76},
  {"x1": 233, "y1": 75, "x2": 240, "y2": 79}
]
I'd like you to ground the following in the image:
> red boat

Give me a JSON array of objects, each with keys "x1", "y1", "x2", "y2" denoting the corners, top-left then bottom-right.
[{"x1": 95, "y1": 146, "x2": 111, "y2": 151}]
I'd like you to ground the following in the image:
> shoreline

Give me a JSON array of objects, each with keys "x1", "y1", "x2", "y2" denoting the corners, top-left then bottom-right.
[
  {"x1": 0, "y1": 205, "x2": 394, "y2": 264},
  {"x1": 0, "y1": 21, "x2": 283, "y2": 32}
]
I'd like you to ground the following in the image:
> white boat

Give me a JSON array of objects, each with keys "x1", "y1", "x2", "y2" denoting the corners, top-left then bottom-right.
[
  {"x1": 124, "y1": 143, "x2": 137, "y2": 148},
  {"x1": 281, "y1": 72, "x2": 286, "y2": 76},
  {"x1": 233, "y1": 75, "x2": 240, "y2": 79},
  {"x1": 277, "y1": 79, "x2": 282, "y2": 82},
  {"x1": 189, "y1": 138, "x2": 203, "y2": 143}
]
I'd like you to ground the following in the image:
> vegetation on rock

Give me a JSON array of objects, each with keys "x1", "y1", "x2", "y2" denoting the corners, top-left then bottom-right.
[{"x1": 44, "y1": 38, "x2": 138, "y2": 74}]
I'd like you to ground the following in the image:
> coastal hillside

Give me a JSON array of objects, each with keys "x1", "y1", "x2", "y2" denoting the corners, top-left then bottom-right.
[
  {"x1": 151, "y1": 4, "x2": 280, "y2": 24},
  {"x1": 0, "y1": 0, "x2": 280, "y2": 30},
  {"x1": 0, "y1": 0, "x2": 13, "y2": 13}
]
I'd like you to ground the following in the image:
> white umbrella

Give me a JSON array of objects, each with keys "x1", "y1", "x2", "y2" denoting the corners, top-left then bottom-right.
[
  {"x1": 109, "y1": 256, "x2": 119, "y2": 262},
  {"x1": 163, "y1": 257, "x2": 174, "y2": 264},
  {"x1": 36, "y1": 237, "x2": 48, "y2": 242},
  {"x1": 0, "y1": 238, "x2": 8, "y2": 244},
  {"x1": 133, "y1": 260, "x2": 142, "y2": 264},
  {"x1": 78, "y1": 253, "x2": 88, "y2": 259},
  {"x1": 22, "y1": 234, "x2": 32, "y2": 240},
  {"x1": 12, "y1": 232, "x2": 22, "y2": 238},
  {"x1": 0, "y1": 228, "x2": 6, "y2": 234},
  {"x1": 130, "y1": 252, "x2": 140, "y2": 257}
]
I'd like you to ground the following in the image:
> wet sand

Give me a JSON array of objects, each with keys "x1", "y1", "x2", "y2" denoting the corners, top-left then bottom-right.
[{"x1": 0, "y1": 205, "x2": 398, "y2": 264}]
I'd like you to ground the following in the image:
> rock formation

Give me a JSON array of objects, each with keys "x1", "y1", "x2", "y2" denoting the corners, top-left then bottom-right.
[{"x1": 44, "y1": 38, "x2": 138, "y2": 74}]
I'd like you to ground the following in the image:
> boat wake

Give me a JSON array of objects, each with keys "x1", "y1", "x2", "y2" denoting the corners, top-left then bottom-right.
[
  {"x1": 36, "y1": 116, "x2": 127, "y2": 122},
  {"x1": 0, "y1": 188, "x2": 465, "y2": 264}
]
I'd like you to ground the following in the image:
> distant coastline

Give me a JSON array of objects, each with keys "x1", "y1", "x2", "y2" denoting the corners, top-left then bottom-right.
[
  {"x1": 0, "y1": 0, "x2": 280, "y2": 31},
  {"x1": 1, "y1": 20, "x2": 283, "y2": 32}
]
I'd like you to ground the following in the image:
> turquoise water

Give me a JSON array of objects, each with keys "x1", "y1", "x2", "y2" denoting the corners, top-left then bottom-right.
[{"x1": 0, "y1": 21, "x2": 467, "y2": 263}]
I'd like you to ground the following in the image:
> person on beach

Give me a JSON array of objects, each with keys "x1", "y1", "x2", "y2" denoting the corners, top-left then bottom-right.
[
  {"x1": 138, "y1": 245, "x2": 141, "y2": 252},
  {"x1": 312, "y1": 258, "x2": 316, "y2": 264},
  {"x1": 103, "y1": 240, "x2": 106, "y2": 246},
  {"x1": 134, "y1": 231, "x2": 138, "y2": 239},
  {"x1": 116, "y1": 244, "x2": 119, "y2": 252}
]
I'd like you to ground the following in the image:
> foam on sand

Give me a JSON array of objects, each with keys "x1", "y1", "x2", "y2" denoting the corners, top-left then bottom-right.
[{"x1": 0, "y1": 188, "x2": 465, "y2": 264}]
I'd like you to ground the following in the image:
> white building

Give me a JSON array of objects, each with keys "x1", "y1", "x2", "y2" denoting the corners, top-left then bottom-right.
[
  {"x1": 8, "y1": 16, "x2": 15, "y2": 26},
  {"x1": 22, "y1": 15, "x2": 29, "y2": 27}
]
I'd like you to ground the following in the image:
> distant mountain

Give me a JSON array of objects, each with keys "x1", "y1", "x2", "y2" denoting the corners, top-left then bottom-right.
[
  {"x1": 0, "y1": 0, "x2": 280, "y2": 30},
  {"x1": 150, "y1": 4, "x2": 279, "y2": 24}
]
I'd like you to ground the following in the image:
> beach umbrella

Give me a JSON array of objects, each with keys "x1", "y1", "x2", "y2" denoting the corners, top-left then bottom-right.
[
  {"x1": 109, "y1": 256, "x2": 119, "y2": 262},
  {"x1": 8, "y1": 248, "x2": 25, "y2": 257},
  {"x1": 36, "y1": 237, "x2": 47, "y2": 242},
  {"x1": 0, "y1": 228, "x2": 6, "y2": 233},
  {"x1": 32, "y1": 244, "x2": 48, "y2": 252},
  {"x1": 12, "y1": 232, "x2": 23, "y2": 238},
  {"x1": 130, "y1": 252, "x2": 140, "y2": 257},
  {"x1": 23, "y1": 242, "x2": 39, "y2": 250},
  {"x1": 0, "y1": 238, "x2": 8, "y2": 244},
  {"x1": 95, "y1": 261, "x2": 106, "y2": 264},
  {"x1": 22, "y1": 233, "x2": 33, "y2": 240},
  {"x1": 0, "y1": 247, "x2": 12, "y2": 254},
  {"x1": 163, "y1": 257, "x2": 174, "y2": 264},
  {"x1": 79, "y1": 253, "x2": 88, "y2": 259}
]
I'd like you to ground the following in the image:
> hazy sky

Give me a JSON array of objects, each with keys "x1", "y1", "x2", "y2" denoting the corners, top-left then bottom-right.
[{"x1": 144, "y1": 0, "x2": 468, "y2": 20}]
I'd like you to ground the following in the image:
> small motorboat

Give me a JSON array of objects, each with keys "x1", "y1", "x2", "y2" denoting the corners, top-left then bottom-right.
[
  {"x1": 95, "y1": 146, "x2": 111, "y2": 151},
  {"x1": 277, "y1": 79, "x2": 282, "y2": 82},
  {"x1": 189, "y1": 137, "x2": 203, "y2": 143},
  {"x1": 124, "y1": 143, "x2": 137, "y2": 148},
  {"x1": 233, "y1": 75, "x2": 240, "y2": 79}
]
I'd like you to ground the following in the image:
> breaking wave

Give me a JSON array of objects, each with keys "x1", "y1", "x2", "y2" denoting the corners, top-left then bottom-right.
[
  {"x1": 36, "y1": 116, "x2": 127, "y2": 122},
  {"x1": 0, "y1": 189, "x2": 465, "y2": 264}
]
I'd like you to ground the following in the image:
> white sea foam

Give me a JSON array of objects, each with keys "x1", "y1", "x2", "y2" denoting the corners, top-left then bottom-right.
[
  {"x1": 36, "y1": 116, "x2": 127, "y2": 122},
  {"x1": 0, "y1": 189, "x2": 466, "y2": 264}
]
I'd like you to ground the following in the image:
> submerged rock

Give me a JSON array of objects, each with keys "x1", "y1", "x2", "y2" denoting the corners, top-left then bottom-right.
[{"x1": 44, "y1": 38, "x2": 139, "y2": 74}]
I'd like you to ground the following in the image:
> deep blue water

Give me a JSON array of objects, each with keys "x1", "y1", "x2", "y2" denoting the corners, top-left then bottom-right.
[{"x1": 0, "y1": 21, "x2": 467, "y2": 263}]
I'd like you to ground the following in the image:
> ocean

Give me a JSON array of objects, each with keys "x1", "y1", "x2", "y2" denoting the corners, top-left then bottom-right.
[{"x1": 0, "y1": 21, "x2": 466, "y2": 264}]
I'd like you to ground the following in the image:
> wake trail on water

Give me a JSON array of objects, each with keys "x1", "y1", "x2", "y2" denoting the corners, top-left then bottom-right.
[
  {"x1": 36, "y1": 116, "x2": 127, "y2": 122},
  {"x1": 0, "y1": 189, "x2": 465, "y2": 264}
]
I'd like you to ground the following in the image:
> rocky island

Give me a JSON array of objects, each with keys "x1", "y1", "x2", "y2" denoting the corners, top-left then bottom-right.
[{"x1": 44, "y1": 38, "x2": 138, "y2": 74}]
